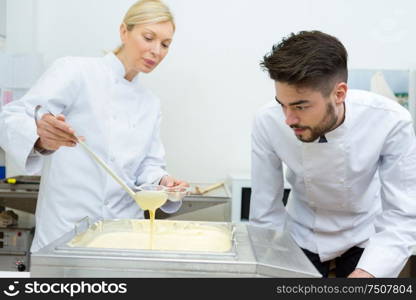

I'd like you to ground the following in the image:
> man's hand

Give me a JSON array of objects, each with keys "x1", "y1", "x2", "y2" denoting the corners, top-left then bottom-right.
[
  {"x1": 35, "y1": 113, "x2": 80, "y2": 151},
  {"x1": 348, "y1": 268, "x2": 375, "y2": 278},
  {"x1": 159, "y1": 175, "x2": 189, "y2": 188}
]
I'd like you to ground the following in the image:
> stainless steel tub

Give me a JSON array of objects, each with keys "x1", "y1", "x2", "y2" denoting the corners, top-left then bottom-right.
[{"x1": 30, "y1": 218, "x2": 320, "y2": 278}]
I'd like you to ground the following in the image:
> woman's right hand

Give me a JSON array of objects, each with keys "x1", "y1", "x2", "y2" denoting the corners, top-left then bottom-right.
[{"x1": 35, "y1": 113, "x2": 79, "y2": 151}]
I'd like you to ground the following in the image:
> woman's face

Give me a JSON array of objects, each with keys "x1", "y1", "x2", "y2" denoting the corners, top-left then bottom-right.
[{"x1": 119, "y1": 21, "x2": 174, "y2": 76}]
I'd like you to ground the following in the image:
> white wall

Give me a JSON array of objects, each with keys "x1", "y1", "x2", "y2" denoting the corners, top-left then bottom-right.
[
  {"x1": 0, "y1": 0, "x2": 6, "y2": 49},
  {"x1": 5, "y1": 0, "x2": 37, "y2": 52},
  {"x1": 0, "y1": 0, "x2": 6, "y2": 38},
  {"x1": 5, "y1": 0, "x2": 416, "y2": 182}
]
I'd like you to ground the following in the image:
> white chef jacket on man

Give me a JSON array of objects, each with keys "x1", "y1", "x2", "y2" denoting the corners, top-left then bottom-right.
[
  {"x1": 250, "y1": 89, "x2": 416, "y2": 277},
  {"x1": 0, "y1": 53, "x2": 168, "y2": 252}
]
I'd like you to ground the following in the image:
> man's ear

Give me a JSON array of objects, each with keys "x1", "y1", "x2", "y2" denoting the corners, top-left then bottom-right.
[{"x1": 334, "y1": 82, "x2": 348, "y2": 105}]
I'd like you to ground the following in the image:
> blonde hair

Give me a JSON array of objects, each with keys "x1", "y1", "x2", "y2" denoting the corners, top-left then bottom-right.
[{"x1": 114, "y1": 0, "x2": 175, "y2": 54}]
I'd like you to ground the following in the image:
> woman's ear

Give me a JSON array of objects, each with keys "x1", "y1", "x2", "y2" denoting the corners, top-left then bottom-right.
[{"x1": 119, "y1": 23, "x2": 128, "y2": 43}]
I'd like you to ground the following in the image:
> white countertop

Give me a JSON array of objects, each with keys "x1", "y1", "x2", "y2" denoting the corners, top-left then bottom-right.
[{"x1": 0, "y1": 271, "x2": 30, "y2": 277}]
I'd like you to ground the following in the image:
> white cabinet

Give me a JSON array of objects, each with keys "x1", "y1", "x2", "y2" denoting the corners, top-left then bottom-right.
[{"x1": 228, "y1": 167, "x2": 291, "y2": 223}]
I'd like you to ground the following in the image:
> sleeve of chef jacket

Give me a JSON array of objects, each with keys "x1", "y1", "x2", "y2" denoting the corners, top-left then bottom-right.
[
  {"x1": 0, "y1": 57, "x2": 80, "y2": 175},
  {"x1": 356, "y1": 113, "x2": 416, "y2": 277},
  {"x1": 249, "y1": 110, "x2": 287, "y2": 230},
  {"x1": 135, "y1": 109, "x2": 168, "y2": 185}
]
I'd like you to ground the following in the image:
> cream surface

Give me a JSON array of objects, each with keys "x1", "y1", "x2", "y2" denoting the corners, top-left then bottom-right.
[{"x1": 69, "y1": 220, "x2": 232, "y2": 253}]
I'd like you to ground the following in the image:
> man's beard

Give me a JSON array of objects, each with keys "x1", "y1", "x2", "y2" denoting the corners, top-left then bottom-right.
[{"x1": 291, "y1": 102, "x2": 338, "y2": 143}]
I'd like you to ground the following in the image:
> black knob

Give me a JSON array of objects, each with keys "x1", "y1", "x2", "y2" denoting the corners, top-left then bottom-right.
[{"x1": 17, "y1": 264, "x2": 26, "y2": 272}]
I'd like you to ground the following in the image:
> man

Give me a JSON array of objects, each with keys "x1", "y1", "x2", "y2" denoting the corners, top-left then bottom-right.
[{"x1": 250, "y1": 30, "x2": 416, "y2": 277}]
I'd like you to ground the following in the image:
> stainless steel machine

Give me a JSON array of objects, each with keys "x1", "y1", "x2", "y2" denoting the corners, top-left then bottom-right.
[
  {"x1": 0, "y1": 176, "x2": 37, "y2": 272},
  {"x1": 158, "y1": 182, "x2": 231, "y2": 222},
  {"x1": 0, "y1": 176, "x2": 39, "y2": 215},
  {"x1": 0, "y1": 226, "x2": 33, "y2": 272},
  {"x1": 30, "y1": 218, "x2": 321, "y2": 277}
]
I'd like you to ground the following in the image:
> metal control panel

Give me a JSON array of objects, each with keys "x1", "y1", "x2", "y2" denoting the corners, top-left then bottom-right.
[{"x1": 0, "y1": 227, "x2": 33, "y2": 272}]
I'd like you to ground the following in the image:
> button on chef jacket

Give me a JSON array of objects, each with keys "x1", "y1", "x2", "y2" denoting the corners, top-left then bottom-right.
[
  {"x1": 250, "y1": 89, "x2": 416, "y2": 277},
  {"x1": 0, "y1": 53, "x2": 169, "y2": 252}
]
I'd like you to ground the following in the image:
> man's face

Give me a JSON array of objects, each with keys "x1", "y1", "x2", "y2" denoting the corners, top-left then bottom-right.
[{"x1": 275, "y1": 82, "x2": 343, "y2": 143}]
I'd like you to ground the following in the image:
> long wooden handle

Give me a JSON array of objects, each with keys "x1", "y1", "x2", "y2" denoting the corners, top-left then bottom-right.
[
  {"x1": 34, "y1": 105, "x2": 136, "y2": 199},
  {"x1": 78, "y1": 140, "x2": 136, "y2": 199},
  {"x1": 196, "y1": 182, "x2": 224, "y2": 195}
]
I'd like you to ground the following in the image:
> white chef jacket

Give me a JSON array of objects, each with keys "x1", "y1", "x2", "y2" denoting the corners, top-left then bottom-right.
[
  {"x1": 250, "y1": 89, "x2": 416, "y2": 277},
  {"x1": 0, "y1": 53, "x2": 169, "y2": 252}
]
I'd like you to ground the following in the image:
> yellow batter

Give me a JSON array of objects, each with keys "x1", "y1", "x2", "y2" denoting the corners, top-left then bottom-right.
[
  {"x1": 134, "y1": 191, "x2": 167, "y2": 211},
  {"x1": 133, "y1": 190, "x2": 168, "y2": 248},
  {"x1": 68, "y1": 219, "x2": 232, "y2": 253}
]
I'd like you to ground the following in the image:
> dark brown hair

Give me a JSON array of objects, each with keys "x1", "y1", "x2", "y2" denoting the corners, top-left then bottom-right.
[{"x1": 261, "y1": 31, "x2": 348, "y2": 96}]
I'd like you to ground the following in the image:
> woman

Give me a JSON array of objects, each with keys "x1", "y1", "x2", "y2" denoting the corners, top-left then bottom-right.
[{"x1": 0, "y1": 0, "x2": 187, "y2": 252}]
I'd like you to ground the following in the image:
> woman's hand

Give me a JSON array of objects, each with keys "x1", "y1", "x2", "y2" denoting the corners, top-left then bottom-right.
[
  {"x1": 159, "y1": 175, "x2": 189, "y2": 187},
  {"x1": 35, "y1": 113, "x2": 79, "y2": 151}
]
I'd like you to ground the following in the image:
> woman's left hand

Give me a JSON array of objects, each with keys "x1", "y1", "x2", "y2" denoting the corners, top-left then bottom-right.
[{"x1": 159, "y1": 175, "x2": 189, "y2": 187}]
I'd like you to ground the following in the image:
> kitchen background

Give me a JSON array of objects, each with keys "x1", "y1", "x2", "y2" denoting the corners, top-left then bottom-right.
[{"x1": 1, "y1": 0, "x2": 416, "y2": 183}]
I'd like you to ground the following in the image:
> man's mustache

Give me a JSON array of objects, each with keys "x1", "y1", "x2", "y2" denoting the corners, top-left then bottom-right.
[{"x1": 290, "y1": 125, "x2": 311, "y2": 130}]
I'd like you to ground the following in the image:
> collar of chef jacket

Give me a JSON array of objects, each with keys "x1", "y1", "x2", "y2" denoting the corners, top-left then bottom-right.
[
  {"x1": 104, "y1": 52, "x2": 141, "y2": 85},
  {"x1": 313, "y1": 101, "x2": 348, "y2": 144}
]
